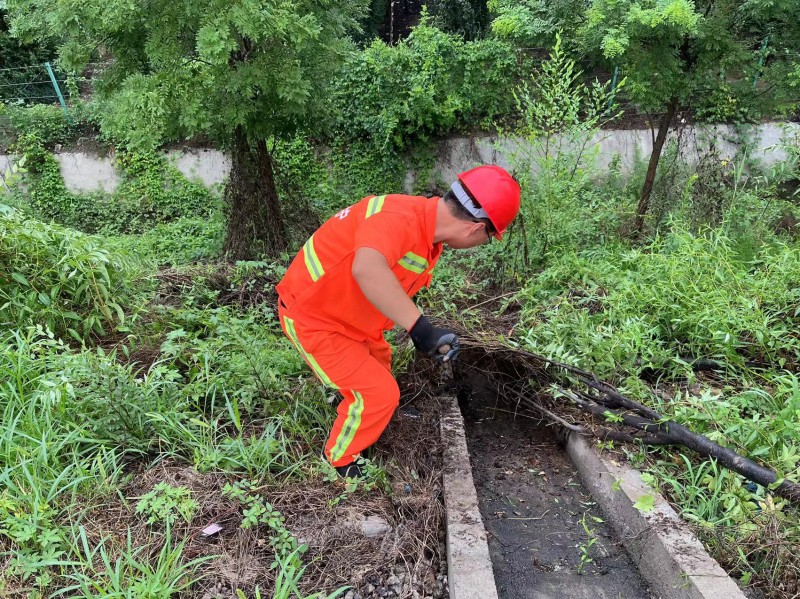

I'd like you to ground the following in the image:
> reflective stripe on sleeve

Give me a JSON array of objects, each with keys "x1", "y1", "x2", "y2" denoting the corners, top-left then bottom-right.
[
  {"x1": 330, "y1": 390, "x2": 365, "y2": 463},
  {"x1": 365, "y1": 195, "x2": 386, "y2": 218},
  {"x1": 303, "y1": 235, "x2": 325, "y2": 282},
  {"x1": 283, "y1": 316, "x2": 338, "y2": 389},
  {"x1": 398, "y1": 251, "x2": 428, "y2": 275}
]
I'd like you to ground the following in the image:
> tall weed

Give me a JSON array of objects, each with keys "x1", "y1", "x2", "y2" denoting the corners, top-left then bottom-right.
[
  {"x1": 0, "y1": 205, "x2": 138, "y2": 340},
  {"x1": 498, "y1": 34, "x2": 629, "y2": 277},
  {"x1": 518, "y1": 226, "x2": 800, "y2": 375}
]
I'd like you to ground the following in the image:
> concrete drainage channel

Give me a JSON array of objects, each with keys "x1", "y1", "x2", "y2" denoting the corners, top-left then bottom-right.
[{"x1": 440, "y1": 394, "x2": 748, "y2": 599}]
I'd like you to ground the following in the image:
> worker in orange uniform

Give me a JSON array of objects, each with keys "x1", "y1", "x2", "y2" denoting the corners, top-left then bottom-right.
[{"x1": 276, "y1": 165, "x2": 521, "y2": 478}]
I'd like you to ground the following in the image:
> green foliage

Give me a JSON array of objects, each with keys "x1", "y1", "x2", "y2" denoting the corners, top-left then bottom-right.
[
  {"x1": 581, "y1": 0, "x2": 800, "y2": 119},
  {"x1": 0, "y1": 489, "x2": 68, "y2": 583},
  {"x1": 135, "y1": 302, "x2": 332, "y2": 475},
  {"x1": 576, "y1": 511, "x2": 602, "y2": 573},
  {"x1": 10, "y1": 133, "x2": 219, "y2": 235},
  {"x1": 582, "y1": 0, "x2": 702, "y2": 109},
  {"x1": 497, "y1": 35, "x2": 627, "y2": 276},
  {"x1": 7, "y1": 0, "x2": 369, "y2": 150},
  {"x1": 0, "y1": 329, "x2": 129, "y2": 585},
  {"x1": 517, "y1": 227, "x2": 800, "y2": 375},
  {"x1": 275, "y1": 135, "x2": 420, "y2": 219},
  {"x1": 64, "y1": 525, "x2": 213, "y2": 597},
  {"x1": 0, "y1": 9, "x2": 57, "y2": 101},
  {"x1": 158, "y1": 306, "x2": 301, "y2": 418},
  {"x1": 333, "y1": 20, "x2": 518, "y2": 148},
  {"x1": 269, "y1": 548, "x2": 350, "y2": 599},
  {"x1": 107, "y1": 215, "x2": 225, "y2": 267},
  {"x1": 511, "y1": 212, "x2": 800, "y2": 593},
  {"x1": 0, "y1": 103, "x2": 78, "y2": 148},
  {"x1": 135, "y1": 483, "x2": 199, "y2": 526},
  {"x1": 427, "y1": 0, "x2": 490, "y2": 40},
  {"x1": 0, "y1": 205, "x2": 136, "y2": 340},
  {"x1": 489, "y1": 0, "x2": 587, "y2": 46},
  {"x1": 354, "y1": 0, "x2": 390, "y2": 44},
  {"x1": 222, "y1": 480, "x2": 299, "y2": 556},
  {"x1": 221, "y1": 478, "x2": 345, "y2": 599},
  {"x1": 0, "y1": 293, "x2": 333, "y2": 590}
]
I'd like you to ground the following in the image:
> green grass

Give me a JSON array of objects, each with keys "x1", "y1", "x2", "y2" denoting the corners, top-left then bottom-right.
[
  {"x1": 0, "y1": 213, "x2": 340, "y2": 593},
  {"x1": 511, "y1": 224, "x2": 800, "y2": 595}
]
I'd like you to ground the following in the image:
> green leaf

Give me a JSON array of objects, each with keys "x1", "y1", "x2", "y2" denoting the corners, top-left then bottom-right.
[
  {"x1": 11, "y1": 272, "x2": 29, "y2": 287},
  {"x1": 633, "y1": 494, "x2": 656, "y2": 513}
]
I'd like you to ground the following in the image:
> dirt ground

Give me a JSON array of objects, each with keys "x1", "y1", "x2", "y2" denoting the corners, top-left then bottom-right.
[
  {"x1": 63, "y1": 382, "x2": 449, "y2": 599},
  {"x1": 459, "y1": 369, "x2": 656, "y2": 599}
]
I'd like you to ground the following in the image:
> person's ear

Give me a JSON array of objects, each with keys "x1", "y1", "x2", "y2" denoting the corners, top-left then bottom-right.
[{"x1": 461, "y1": 220, "x2": 477, "y2": 236}]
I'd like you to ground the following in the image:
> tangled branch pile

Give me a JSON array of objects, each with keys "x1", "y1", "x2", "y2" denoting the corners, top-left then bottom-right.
[{"x1": 455, "y1": 337, "x2": 800, "y2": 504}]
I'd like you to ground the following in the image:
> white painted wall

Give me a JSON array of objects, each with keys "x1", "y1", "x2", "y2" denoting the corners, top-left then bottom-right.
[
  {"x1": 1, "y1": 123, "x2": 796, "y2": 195},
  {"x1": 426, "y1": 123, "x2": 798, "y2": 191}
]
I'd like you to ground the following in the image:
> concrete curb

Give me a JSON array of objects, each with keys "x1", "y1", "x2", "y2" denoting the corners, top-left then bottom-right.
[
  {"x1": 566, "y1": 432, "x2": 747, "y2": 599},
  {"x1": 440, "y1": 395, "x2": 499, "y2": 599}
]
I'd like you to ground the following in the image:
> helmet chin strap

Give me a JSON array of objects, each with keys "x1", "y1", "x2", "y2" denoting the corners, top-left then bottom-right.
[{"x1": 451, "y1": 180, "x2": 489, "y2": 220}]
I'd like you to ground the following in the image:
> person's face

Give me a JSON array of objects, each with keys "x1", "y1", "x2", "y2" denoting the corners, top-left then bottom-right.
[{"x1": 446, "y1": 220, "x2": 493, "y2": 249}]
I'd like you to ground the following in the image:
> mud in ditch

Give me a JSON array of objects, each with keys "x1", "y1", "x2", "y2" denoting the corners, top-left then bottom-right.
[{"x1": 459, "y1": 370, "x2": 655, "y2": 599}]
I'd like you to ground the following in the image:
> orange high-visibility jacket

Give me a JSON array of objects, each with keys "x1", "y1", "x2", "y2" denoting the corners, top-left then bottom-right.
[{"x1": 276, "y1": 194, "x2": 443, "y2": 340}]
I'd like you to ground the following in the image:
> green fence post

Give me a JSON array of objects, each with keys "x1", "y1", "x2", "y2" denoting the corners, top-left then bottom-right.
[
  {"x1": 44, "y1": 62, "x2": 72, "y2": 123},
  {"x1": 752, "y1": 35, "x2": 770, "y2": 89},
  {"x1": 607, "y1": 65, "x2": 619, "y2": 111}
]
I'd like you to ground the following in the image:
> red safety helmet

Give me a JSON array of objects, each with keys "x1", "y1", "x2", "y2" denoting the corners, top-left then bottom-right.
[{"x1": 457, "y1": 165, "x2": 521, "y2": 240}]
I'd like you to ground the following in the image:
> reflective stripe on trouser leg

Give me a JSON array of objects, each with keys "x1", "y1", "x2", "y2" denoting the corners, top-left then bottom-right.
[
  {"x1": 282, "y1": 315, "x2": 339, "y2": 389},
  {"x1": 324, "y1": 381, "x2": 399, "y2": 467},
  {"x1": 329, "y1": 390, "x2": 365, "y2": 463},
  {"x1": 276, "y1": 309, "x2": 400, "y2": 468}
]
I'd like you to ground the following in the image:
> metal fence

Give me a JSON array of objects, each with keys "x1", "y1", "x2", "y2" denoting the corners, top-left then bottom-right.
[
  {"x1": 0, "y1": 62, "x2": 71, "y2": 109},
  {"x1": 0, "y1": 62, "x2": 75, "y2": 148}
]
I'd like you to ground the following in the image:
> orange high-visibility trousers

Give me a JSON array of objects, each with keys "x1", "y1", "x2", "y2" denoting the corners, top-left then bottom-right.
[{"x1": 278, "y1": 303, "x2": 400, "y2": 467}]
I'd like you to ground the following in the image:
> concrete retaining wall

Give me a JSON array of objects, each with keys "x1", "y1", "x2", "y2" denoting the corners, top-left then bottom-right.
[{"x1": 1, "y1": 123, "x2": 796, "y2": 194}]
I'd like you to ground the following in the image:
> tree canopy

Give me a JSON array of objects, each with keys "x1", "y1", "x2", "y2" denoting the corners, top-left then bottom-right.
[
  {"x1": 579, "y1": 0, "x2": 800, "y2": 231},
  {"x1": 8, "y1": 0, "x2": 367, "y2": 150},
  {"x1": 8, "y1": 0, "x2": 369, "y2": 258}
]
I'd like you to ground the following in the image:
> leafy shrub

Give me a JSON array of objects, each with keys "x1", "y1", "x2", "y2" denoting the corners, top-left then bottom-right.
[
  {"x1": 333, "y1": 20, "x2": 518, "y2": 148},
  {"x1": 0, "y1": 205, "x2": 137, "y2": 340},
  {"x1": 1, "y1": 103, "x2": 79, "y2": 147},
  {"x1": 274, "y1": 136, "x2": 416, "y2": 219},
  {"x1": 518, "y1": 226, "x2": 800, "y2": 376},
  {"x1": 109, "y1": 150, "x2": 217, "y2": 232},
  {"x1": 428, "y1": 0, "x2": 490, "y2": 40},
  {"x1": 157, "y1": 306, "x2": 309, "y2": 420},
  {"x1": 497, "y1": 34, "x2": 627, "y2": 276},
  {"x1": 489, "y1": 0, "x2": 587, "y2": 46},
  {"x1": 136, "y1": 483, "x2": 198, "y2": 526},
  {"x1": 107, "y1": 215, "x2": 225, "y2": 266},
  {"x1": 10, "y1": 134, "x2": 220, "y2": 235}
]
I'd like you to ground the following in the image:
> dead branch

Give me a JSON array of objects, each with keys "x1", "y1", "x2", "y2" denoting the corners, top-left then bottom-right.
[{"x1": 455, "y1": 339, "x2": 800, "y2": 504}]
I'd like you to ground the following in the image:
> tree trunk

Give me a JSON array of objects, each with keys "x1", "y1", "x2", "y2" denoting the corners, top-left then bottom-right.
[
  {"x1": 634, "y1": 96, "x2": 680, "y2": 235},
  {"x1": 223, "y1": 127, "x2": 287, "y2": 260}
]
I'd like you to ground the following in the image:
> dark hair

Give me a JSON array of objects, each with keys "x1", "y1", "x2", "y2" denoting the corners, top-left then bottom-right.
[{"x1": 443, "y1": 188, "x2": 495, "y2": 235}]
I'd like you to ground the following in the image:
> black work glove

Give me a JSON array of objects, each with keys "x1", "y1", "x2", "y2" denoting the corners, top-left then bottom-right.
[{"x1": 409, "y1": 315, "x2": 460, "y2": 363}]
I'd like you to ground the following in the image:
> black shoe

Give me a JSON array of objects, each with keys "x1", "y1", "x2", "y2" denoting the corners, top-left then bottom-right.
[
  {"x1": 322, "y1": 449, "x2": 365, "y2": 479},
  {"x1": 335, "y1": 461, "x2": 365, "y2": 479}
]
